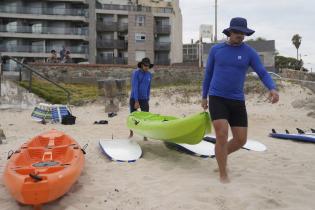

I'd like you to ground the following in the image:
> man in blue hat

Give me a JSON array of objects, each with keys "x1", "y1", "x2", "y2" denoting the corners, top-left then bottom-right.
[
  {"x1": 201, "y1": 17, "x2": 279, "y2": 183},
  {"x1": 129, "y1": 57, "x2": 153, "y2": 139}
]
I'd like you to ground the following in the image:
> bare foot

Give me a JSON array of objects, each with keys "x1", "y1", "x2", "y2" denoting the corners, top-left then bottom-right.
[
  {"x1": 214, "y1": 168, "x2": 229, "y2": 173},
  {"x1": 128, "y1": 130, "x2": 133, "y2": 139},
  {"x1": 220, "y1": 175, "x2": 230, "y2": 184}
]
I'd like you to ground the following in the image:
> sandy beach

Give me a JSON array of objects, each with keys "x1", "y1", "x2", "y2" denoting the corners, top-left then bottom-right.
[{"x1": 1, "y1": 81, "x2": 315, "y2": 210}]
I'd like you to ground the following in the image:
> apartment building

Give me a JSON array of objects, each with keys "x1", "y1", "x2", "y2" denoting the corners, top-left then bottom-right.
[
  {"x1": 95, "y1": 0, "x2": 182, "y2": 65},
  {"x1": 0, "y1": 0, "x2": 89, "y2": 69},
  {"x1": 0, "y1": 0, "x2": 183, "y2": 69}
]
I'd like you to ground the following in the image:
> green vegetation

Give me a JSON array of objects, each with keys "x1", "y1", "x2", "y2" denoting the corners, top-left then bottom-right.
[
  {"x1": 275, "y1": 55, "x2": 304, "y2": 70},
  {"x1": 19, "y1": 78, "x2": 98, "y2": 105},
  {"x1": 292, "y1": 34, "x2": 302, "y2": 60}
]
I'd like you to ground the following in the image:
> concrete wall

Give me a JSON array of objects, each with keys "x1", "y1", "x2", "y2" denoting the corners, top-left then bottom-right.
[
  {"x1": 259, "y1": 51, "x2": 275, "y2": 68},
  {"x1": 88, "y1": 0, "x2": 96, "y2": 64},
  {"x1": 280, "y1": 69, "x2": 315, "y2": 81},
  {"x1": 170, "y1": 0, "x2": 182, "y2": 64}
]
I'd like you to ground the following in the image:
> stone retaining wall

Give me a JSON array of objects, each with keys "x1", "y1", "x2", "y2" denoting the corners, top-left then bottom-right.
[{"x1": 24, "y1": 63, "x2": 204, "y2": 87}]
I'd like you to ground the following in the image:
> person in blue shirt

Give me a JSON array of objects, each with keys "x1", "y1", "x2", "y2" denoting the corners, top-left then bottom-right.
[
  {"x1": 129, "y1": 57, "x2": 153, "y2": 139},
  {"x1": 202, "y1": 17, "x2": 279, "y2": 183}
]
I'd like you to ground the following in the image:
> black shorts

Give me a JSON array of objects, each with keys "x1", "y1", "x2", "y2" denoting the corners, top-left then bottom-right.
[
  {"x1": 129, "y1": 98, "x2": 149, "y2": 113},
  {"x1": 208, "y1": 96, "x2": 248, "y2": 127}
]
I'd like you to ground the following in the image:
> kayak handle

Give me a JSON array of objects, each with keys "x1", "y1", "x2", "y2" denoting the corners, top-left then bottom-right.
[
  {"x1": 29, "y1": 173, "x2": 43, "y2": 182},
  {"x1": 81, "y1": 143, "x2": 88, "y2": 155},
  {"x1": 7, "y1": 150, "x2": 14, "y2": 160}
]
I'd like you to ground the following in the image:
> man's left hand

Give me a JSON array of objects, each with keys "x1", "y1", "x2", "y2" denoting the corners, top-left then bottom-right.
[{"x1": 268, "y1": 90, "x2": 279, "y2": 104}]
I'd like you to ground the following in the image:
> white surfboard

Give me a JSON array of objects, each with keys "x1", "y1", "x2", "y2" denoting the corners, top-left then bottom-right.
[
  {"x1": 99, "y1": 139, "x2": 142, "y2": 162},
  {"x1": 204, "y1": 134, "x2": 267, "y2": 152},
  {"x1": 176, "y1": 140, "x2": 215, "y2": 157}
]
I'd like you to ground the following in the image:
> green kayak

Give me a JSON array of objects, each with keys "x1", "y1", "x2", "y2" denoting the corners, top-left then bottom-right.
[{"x1": 127, "y1": 112, "x2": 211, "y2": 145}]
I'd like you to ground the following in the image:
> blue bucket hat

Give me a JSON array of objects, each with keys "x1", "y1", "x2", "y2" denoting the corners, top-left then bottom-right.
[{"x1": 223, "y1": 17, "x2": 255, "y2": 37}]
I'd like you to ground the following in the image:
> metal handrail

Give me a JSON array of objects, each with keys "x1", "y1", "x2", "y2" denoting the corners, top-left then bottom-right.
[{"x1": 1, "y1": 55, "x2": 71, "y2": 104}]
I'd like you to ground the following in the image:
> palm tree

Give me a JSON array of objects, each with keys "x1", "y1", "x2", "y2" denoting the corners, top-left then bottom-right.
[{"x1": 291, "y1": 34, "x2": 302, "y2": 60}]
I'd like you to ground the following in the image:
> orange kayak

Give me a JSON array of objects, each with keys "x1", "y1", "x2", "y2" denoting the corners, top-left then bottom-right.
[{"x1": 3, "y1": 129, "x2": 86, "y2": 208}]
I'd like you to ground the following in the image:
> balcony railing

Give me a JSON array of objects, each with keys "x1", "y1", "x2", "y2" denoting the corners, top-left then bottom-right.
[
  {"x1": 96, "y1": 21, "x2": 128, "y2": 32},
  {"x1": 96, "y1": 56, "x2": 127, "y2": 64},
  {"x1": 97, "y1": 4, "x2": 151, "y2": 13},
  {"x1": 0, "y1": 45, "x2": 88, "y2": 54},
  {"x1": 96, "y1": 40, "x2": 128, "y2": 49},
  {"x1": 96, "y1": 21, "x2": 117, "y2": 31},
  {"x1": 155, "y1": 58, "x2": 170, "y2": 65},
  {"x1": 0, "y1": 6, "x2": 88, "y2": 17},
  {"x1": 117, "y1": 23, "x2": 128, "y2": 32},
  {"x1": 155, "y1": 42, "x2": 171, "y2": 51},
  {"x1": 97, "y1": 4, "x2": 173, "y2": 14},
  {"x1": 155, "y1": 25, "x2": 171, "y2": 34},
  {"x1": 0, "y1": 25, "x2": 88, "y2": 36},
  {"x1": 152, "y1": 7, "x2": 173, "y2": 14}
]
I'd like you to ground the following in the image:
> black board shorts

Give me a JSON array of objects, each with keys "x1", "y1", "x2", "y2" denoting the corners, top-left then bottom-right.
[
  {"x1": 129, "y1": 98, "x2": 149, "y2": 113},
  {"x1": 208, "y1": 96, "x2": 248, "y2": 127}
]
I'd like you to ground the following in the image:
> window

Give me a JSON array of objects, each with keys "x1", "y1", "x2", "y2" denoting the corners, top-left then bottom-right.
[
  {"x1": 135, "y1": 15, "x2": 145, "y2": 26},
  {"x1": 135, "y1": 33, "x2": 146, "y2": 42},
  {"x1": 135, "y1": 51, "x2": 146, "y2": 62},
  {"x1": 259, "y1": 54, "x2": 265, "y2": 64}
]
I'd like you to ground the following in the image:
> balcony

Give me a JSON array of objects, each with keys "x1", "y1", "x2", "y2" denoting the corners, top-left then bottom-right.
[
  {"x1": 155, "y1": 25, "x2": 171, "y2": 34},
  {"x1": 0, "y1": 6, "x2": 88, "y2": 17},
  {"x1": 152, "y1": 7, "x2": 173, "y2": 14},
  {"x1": 97, "y1": 56, "x2": 127, "y2": 64},
  {"x1": 154, "y1": 42, "x2": 171, "y2": 51},
  {"x1": 96, "y1": 21, "x2": 117, "y2": 32},
  {"x1": 96, "y1": 40, "x2": 128, "y2": 50},
  {"x1": 0, "y1": 45, "x2": 88, "y2": 54},
  {"x1": 96, "y1": 21, "x2": 128, "y2": 32},
  {"x1": 117, "y1": 23, "x2": 128, "y2": 32},
  {"x1": 155, "y1": 58, "x2": 170, "y2": 65},
  {"x1": 0, "y1": 25, "x2": 88, "y2": 36},
  {"x1": 97, "y1": 4, "x2": 151, "y2": 13}
]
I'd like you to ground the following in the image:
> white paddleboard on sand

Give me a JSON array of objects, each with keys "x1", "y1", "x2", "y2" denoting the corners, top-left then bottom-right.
[
  {"x1": 176, "y1": 140, "x2": 215, "y2": 157},
  {"x1": 99, "y1": 139, "x2": 142, "y2": 162},
  {"x1": 204, "y1": 134, "x2": 267, "y2": 152}
]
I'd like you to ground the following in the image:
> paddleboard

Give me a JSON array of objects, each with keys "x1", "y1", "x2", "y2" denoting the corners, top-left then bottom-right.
[
  {"x1": 99, "y1": 139, "x2": 142, "y2": 162},
  {"x1": 269, "y1": 133, "x2": 315, "y2": 143},
  {"x1": 203, "y1": 135, "x2": 267, "y2": 152},
  {"x1": 165, "y1": 140, "x2": 215, "y2": 157}
]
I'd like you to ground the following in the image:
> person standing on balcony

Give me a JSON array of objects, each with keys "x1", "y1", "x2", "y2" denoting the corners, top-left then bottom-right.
[
  {"x1": 129, "y1": 57, "x2": 153, "y2": 140},
  {"x1": 62, "y1": 51, "x2": 73, "y2": 64},
  {"x1": 60, "y1": 46, "x2": 66, "y2": 61},
  {"x1": 47, "y1": 49, "x2": 58, "y2": 63},
  {"x1": 201, "y1": 17, "x2": 279, "y2": 183}
]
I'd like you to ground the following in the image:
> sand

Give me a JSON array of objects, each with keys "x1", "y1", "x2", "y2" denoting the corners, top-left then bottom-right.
[{"x1": 0, "y1": 81, "x2": 315, "y2": 210}]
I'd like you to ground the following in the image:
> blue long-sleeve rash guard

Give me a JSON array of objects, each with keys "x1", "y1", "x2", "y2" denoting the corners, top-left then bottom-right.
[
  {"x1": 202, "y1": 42, "x2": 276, "y2": 101},
  {"x1": 130, "y1": 68, "x2": 152, "y2": 101}
]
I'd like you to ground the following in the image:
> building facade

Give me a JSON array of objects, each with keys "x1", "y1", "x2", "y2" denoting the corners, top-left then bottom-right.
[
  {"x1": 0, "y1": 0, "x2": 89, "y2": 65},
  {"x1": 0, "y1": 0, "x2": 183, "y2": 69},
  {"x1": 95, "y1": 0, "x2": 182, "y2": 65},
  {"x1": 183, "y1": 40, "x2": 276, "y2": 71}
]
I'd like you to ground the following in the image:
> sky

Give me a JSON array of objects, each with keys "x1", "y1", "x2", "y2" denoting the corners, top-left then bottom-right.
[{"x1": 179, "y1": 0, "x2": 315, "y2": 72}]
